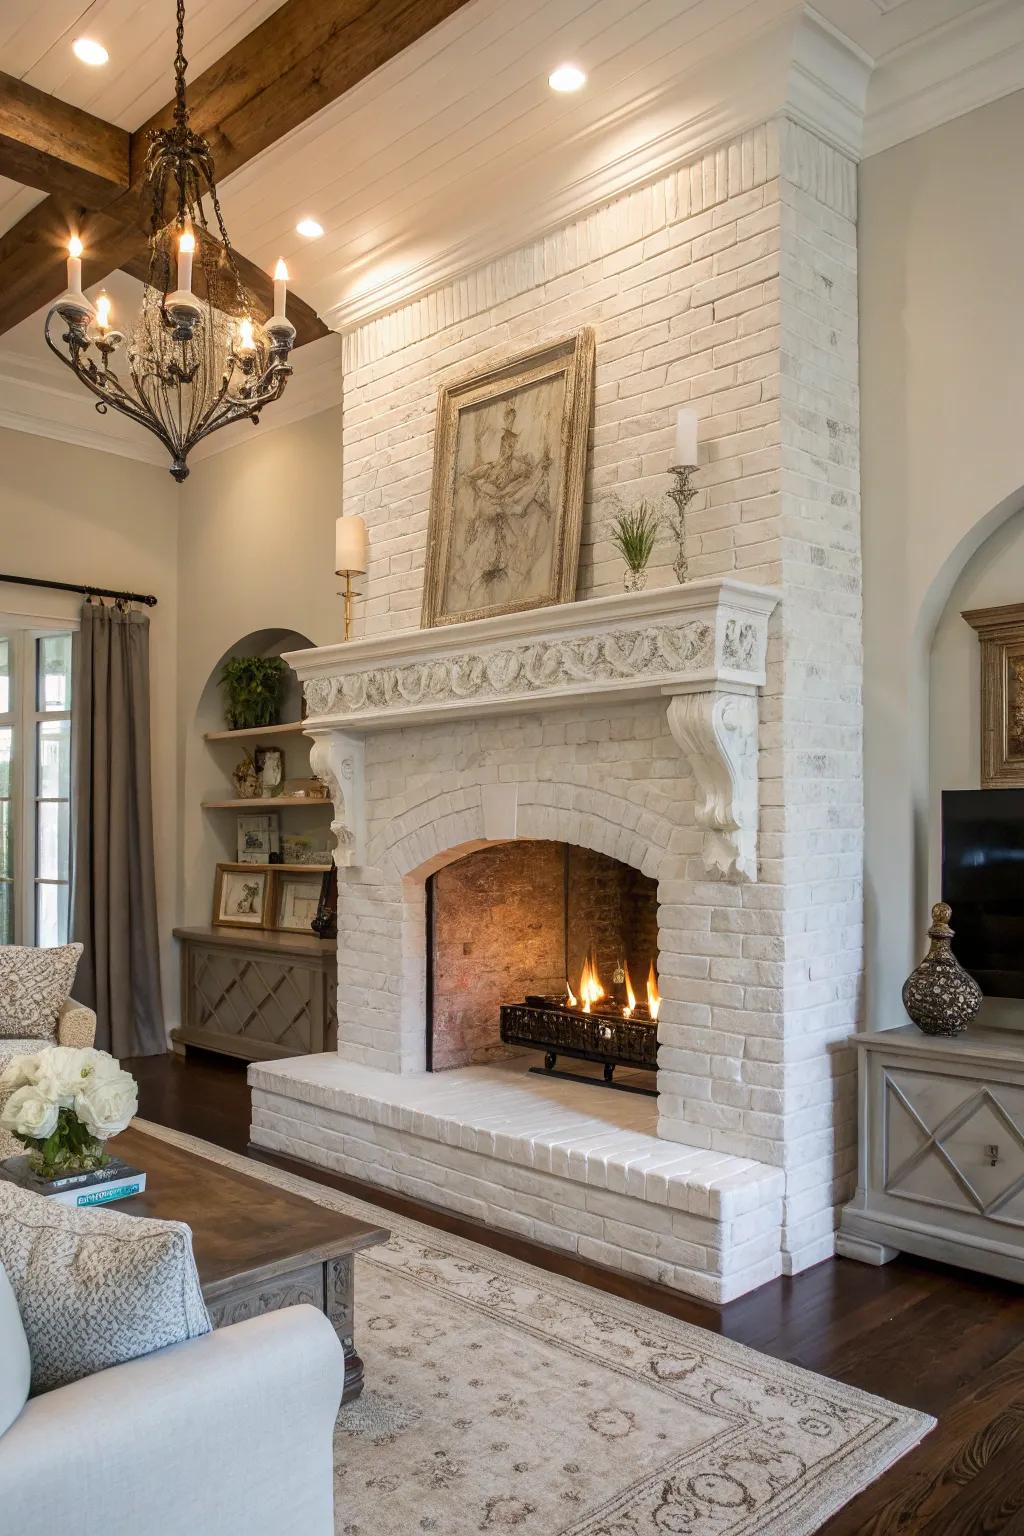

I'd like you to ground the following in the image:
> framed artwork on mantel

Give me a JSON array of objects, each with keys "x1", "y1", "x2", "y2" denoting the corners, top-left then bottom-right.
[
  {"x1": 420, "y1": 328, "x2": 596, "y2": 628},
  {"x1": 963, "y1": 602, "x2": 1024, "y2": 786}
]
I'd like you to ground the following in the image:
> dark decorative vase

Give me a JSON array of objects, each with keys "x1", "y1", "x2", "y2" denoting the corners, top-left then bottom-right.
[{"x1": 901, "y1": 902, "x2": 982, "y2": 1036}]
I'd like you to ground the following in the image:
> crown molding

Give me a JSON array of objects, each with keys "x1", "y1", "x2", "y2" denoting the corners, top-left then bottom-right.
[
  {"x1": 325, "y1": 5, "x2": 868, "y2": 337},
  {"x1": 864, "y1": 0, "x2": 1024, "y2": 158},
  {"x1": 0, "y1": 332, "x2": 342, "y2": 475}
]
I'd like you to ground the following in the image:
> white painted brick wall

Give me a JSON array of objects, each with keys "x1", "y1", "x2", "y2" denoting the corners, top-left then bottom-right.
[{"x1": 330, "y1": 115, "x2": 862, "y2": 1284}]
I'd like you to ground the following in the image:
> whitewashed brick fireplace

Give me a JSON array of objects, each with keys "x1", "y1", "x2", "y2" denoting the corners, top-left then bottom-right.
[{"x1": 250, "y1": 98, "x2": 865, "y2": 1302}]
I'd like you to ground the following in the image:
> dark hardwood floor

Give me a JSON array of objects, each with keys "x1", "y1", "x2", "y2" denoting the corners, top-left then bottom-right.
[{"x1": 126, "y1": 1049, "x2": 1024, "y2": 1535}]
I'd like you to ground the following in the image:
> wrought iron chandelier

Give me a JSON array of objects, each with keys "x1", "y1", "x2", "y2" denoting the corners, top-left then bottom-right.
[{"x1": 45, "y1": 0, "x2": 296, "y2": 482}]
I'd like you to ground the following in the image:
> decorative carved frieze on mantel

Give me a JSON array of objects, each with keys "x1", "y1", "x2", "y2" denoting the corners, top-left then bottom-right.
[{"x1": 288, "y1": 579, "x2": 779, "y2": 881}]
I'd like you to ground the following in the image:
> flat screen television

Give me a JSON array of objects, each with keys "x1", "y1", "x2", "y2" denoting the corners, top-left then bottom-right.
[{"x1": 942, "y1": 788, "x2": 1024, "y2": 998}]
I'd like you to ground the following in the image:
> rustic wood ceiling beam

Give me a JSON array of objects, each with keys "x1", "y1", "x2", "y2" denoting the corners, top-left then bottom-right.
[
  {"x1": 0, "y1": 0, "x2": 476, "y2": 340},
  {"x1": 0, "y1": 73, "x2": 129, "y2": 202}
]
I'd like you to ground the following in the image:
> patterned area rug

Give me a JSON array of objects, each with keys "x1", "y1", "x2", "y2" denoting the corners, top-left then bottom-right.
[{"x1": 137, "y1": 1122, "x2": 933, "y2": 1536}]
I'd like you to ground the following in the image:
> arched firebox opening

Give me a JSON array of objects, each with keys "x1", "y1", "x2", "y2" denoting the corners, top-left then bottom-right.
[{"x1": 426, "y1": 840, "x2": 659, "y2": 1094}]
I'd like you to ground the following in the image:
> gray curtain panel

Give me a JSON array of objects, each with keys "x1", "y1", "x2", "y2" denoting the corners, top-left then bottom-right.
[{"x1": 71, "y1": 602, "x2": 165, "y2": 1056}]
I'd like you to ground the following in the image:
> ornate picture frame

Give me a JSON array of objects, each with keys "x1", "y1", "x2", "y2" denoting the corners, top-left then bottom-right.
[
  {"x1": 963, "y1": 602, "x2": 1024, "y2": 786},
  {"x1": 420, "y1": 328, "x2": 595, "y2": 628},
  {"x1": 213, "y1": 863, "x2": 271, "y2": 928}
]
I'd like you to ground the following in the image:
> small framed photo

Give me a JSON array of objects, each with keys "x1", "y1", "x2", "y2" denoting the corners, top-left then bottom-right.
[
  {"x1": 236, "y1": 813, "x2": 280, "y2": 864},
  {"x1": 213, "y1": 864, "x2": 271, "y2": 928},
  {"x1": 272, "y1": 871, "x2": 324, "y2": 934}
]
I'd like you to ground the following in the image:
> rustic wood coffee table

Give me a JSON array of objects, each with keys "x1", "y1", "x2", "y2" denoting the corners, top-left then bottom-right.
[{"x1": 110, "y1": 1125, "x2": 389, "y2": 1402}]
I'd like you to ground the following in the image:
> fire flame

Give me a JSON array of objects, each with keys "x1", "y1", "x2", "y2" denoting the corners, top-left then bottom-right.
[
  {"x1": 623, "y1": 963, "x2": 636, "y2": 1019},
  {"x1": 577, "y1": 954, "x2": 605, "y2": 1014},
  {"x1": 647, "y1": 961, "x2": 661, "y2": 1020}
]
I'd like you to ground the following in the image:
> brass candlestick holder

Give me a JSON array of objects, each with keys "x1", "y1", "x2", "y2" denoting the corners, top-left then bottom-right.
[
  {"x1": 666, "y1": 463, "x2": 698, "y2": 583},
  {"x1": 338, "y1": 570, "x2": 362, "y2": 641}
]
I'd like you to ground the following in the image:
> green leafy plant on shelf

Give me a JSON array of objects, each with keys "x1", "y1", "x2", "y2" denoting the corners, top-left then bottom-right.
[
  {"x1": 607, "y1": 497, "x2": 661, "y2": 591},
  {"x1": 220, "y1": 656, "x2": 288, "y2": 731}
]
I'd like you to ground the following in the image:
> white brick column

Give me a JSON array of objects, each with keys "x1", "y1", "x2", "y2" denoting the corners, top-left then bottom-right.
[{"x1": 324, "y1": 115, "x2": 862, "y2": 1275}]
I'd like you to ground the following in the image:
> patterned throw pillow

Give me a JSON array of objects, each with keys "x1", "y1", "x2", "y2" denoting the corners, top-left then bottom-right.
[
  {"x1": 0, "y1": 1183, "x2": 211, "y2": 1394},
  {"x1": 0, "y1": 944, "x2": 84, "y2": 1040}
]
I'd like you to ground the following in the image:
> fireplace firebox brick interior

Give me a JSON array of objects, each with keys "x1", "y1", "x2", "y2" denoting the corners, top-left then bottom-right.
[{"x1": 427, "y1": 839, "x2": 660, "y2": 1091}]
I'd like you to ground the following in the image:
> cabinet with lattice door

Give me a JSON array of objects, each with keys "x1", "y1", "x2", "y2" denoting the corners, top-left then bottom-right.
[{"x1": 173, "y1": 925, "x2": 337, "y2": 1061}]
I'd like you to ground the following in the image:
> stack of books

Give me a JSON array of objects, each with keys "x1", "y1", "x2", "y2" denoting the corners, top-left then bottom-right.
[{"x1": 0, "y1": 1155, "x2": 146, "y2": 1207}]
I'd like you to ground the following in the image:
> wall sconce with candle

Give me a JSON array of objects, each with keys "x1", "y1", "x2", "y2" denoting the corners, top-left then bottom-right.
[
  {"x1": 336, "y1": 515, "x2": 368, "y2": 641},
  {"x1": 667, "y1": 408, "x2": 699, "y2": 583}
]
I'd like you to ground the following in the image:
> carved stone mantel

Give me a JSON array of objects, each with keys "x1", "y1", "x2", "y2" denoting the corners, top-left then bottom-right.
[{"x1": 288, "y1": 579, "x2": 780, "y2": 880}]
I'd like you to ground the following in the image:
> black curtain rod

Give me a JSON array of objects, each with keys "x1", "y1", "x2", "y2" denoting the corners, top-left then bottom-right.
[{"x1": 0, "y1": 573, "x2": 157, "y2": 607}]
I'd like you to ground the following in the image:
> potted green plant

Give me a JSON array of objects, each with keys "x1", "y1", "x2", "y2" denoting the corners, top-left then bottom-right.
[
  {"x1": 220, "y1": 656, "x2": 288, "y2": 731},
  {"x1": 608, "y1": 498, "x2": 661, "y2": 591}
]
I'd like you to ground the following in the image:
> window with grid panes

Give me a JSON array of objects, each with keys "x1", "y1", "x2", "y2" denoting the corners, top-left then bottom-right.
[{"x1": 0, "y1": 627, "x2": 74, "y2": 945}]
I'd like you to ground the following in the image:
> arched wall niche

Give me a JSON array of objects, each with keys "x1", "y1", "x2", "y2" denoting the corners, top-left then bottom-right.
[
  {"x1": 925, "y1": 496, "x2": 1024, "y2": 1027},
  {"x1": 182, "y1": 625, "x2": 317, "y2": 929}
]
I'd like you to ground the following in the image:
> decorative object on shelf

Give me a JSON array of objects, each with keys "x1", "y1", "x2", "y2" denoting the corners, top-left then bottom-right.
[
  {"x1": 421, "y1": 329, "x2": 595, "y2": 627},
  {"x1": 281, "y1": 833, "x2": 331, "y2": 866},
  {"x1": 236, "y1": 813, "x2": 280, "y2": 865},
  {"x1": 231, "y1": 752, "x2": 261, "y2": 799},
  {"x1": 281, "y1": 777, "x2": 330, "y2": 800},
  {"x1": 213, "y1": 864, "x2": 271, "y2": 928},
  {"x1": 274, "y1": 871, "x2": 325, "y2": 933},
  {"x1": 43, "y1": 0, "x2": 296, "y2": 482},
  {"x1": 220, "y1": 655, "x2": 287, "y2": 730},
  {"x1": 312, "y1": 868, "x2": 338, "y2": 940},
  {"x1": 665, "y1": 407, "x2": 700, "y2": 583},
  {"x1": 962, "y1": 602, "x2": 1024, "y2": 787},
  {"x1": 255, "y1": 746, "x2": 285, "y2": 797},
  {"x1": 901, "y1": 902, "x2": 983, "y2": 1036},
  {"x1": 607, "y1": 497, "x2": 661, "y2": 592},
  {"x1": 0, "y1": 1046, "x2": 138, "y2": 1183},
  {"x1": 336, "y1": 515, "x2": 368, "y2": 642}
]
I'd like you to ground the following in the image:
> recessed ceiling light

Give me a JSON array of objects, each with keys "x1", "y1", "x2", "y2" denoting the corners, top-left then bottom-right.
[
  {"x1": 296, "y1": 218, "x2": 324, "y2": 239},
  {"x1": 73, "y1": 37, "x2": 109, "y2": 66},
  {"x1": 548, "y1": 63, "x2": 586, "y2": 93}
]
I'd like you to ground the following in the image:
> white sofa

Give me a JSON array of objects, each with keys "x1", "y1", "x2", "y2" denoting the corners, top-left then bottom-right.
[{"x1": 0, "y1": 1291, "x2": 345, "y2": 1535}]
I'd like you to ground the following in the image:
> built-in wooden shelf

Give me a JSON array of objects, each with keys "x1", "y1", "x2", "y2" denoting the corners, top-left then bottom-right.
[
  {"x1": 217, "y1": 862, "x2": 332, "y2": 875},
  {"x1": 204, "y1": 720, "x2": 308, "y2": 743},
  {"x1": 202, "y1": 796, "x2": 333, "y2": 810},
  {"x1": 174, "y1": 924, "x2": 335, "y2": 957}
]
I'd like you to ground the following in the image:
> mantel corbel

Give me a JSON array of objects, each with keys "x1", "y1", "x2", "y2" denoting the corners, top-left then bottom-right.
[
  {"x1": 665, "y1": 684, "x2": 760, "y2": 883},
  {"x1": 308, "y1": 731, "x2": 365, "y2": 869}
]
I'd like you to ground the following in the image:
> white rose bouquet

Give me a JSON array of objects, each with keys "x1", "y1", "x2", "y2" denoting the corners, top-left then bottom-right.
[{"x1": 0, "y1": 1046, "x2": 138, "y2": 1178}]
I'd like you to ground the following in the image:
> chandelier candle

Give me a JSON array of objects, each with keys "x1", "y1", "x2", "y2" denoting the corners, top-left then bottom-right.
[
  {"x1": 177, "y1": 227, "x2": 195, "y2": 293},
  {"x1": 66, "y1": 236, "x2": 84, "y2": 296},
  {"x1": 273, "y1": 259, "x2": 289, "y2": 320}
]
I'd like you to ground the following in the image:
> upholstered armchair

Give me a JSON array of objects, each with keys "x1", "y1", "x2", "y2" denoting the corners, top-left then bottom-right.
[{"x1": 0, "y1": 999, "x2": 98, "y2": 1159}]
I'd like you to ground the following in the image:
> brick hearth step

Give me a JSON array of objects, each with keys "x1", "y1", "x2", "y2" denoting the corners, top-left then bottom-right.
[{"x1": 249, "y1": 1056, "x2": 785, "y2": 1304}]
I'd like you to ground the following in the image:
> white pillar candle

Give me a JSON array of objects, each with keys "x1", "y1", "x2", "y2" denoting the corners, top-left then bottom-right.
[
  {"x1": 67, "y1": 236, "x2": 83, "y2": 295},
  {"x1": 335, "y1": 515, "x2": 368, "y2": 574},
  {"x1": 674, "y1": 407, "x2": 698, "y2": 467},
  {"x1": 177, "y1": 228, "x2": 195, "y2": 294},
  {"x1": 273, "y1": 259, "x2": 288, "y2": 318}
]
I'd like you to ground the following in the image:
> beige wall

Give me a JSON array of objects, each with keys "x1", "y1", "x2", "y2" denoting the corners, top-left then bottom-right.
[
  {"x1": 860, "y1": 89, "x2": 1024, "y2": 1026},
  {"x1": 0, "y1": 406, "x2": 344, "y2": 1035},
  {"x1": 0, "y1": 426, "x2": 180, "y2": 1023}
]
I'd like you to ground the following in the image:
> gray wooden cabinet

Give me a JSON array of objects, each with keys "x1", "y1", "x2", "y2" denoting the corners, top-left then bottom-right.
[
  {"x1": 173, "y1": 926, "x2": 337, "y2": 1062},
  {"x1": 838, "y1": 1024, "x2": 1024, "y2": 1283}
]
